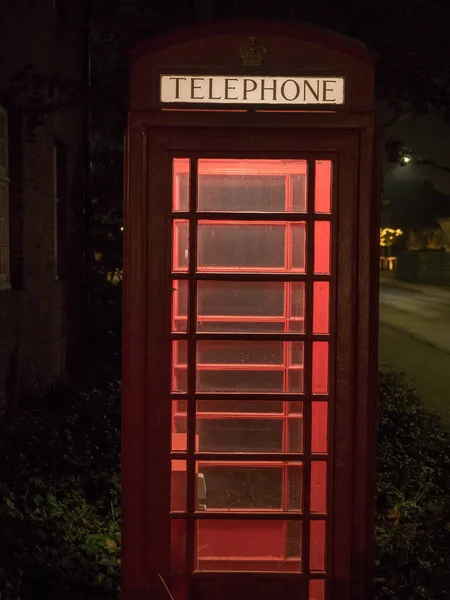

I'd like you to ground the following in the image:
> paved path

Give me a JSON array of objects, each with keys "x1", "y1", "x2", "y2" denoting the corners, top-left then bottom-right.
[
  {"x1": 379, "y1": 278, "x2": 450, "y2": 422},
  {"x1": 380, "y1": 282, "x2": 450, "y2": 353}
]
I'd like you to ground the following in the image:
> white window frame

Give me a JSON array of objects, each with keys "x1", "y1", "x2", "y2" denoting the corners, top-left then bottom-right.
[{"x1": 0, "y1": 105, "x2": 10, "y2": 289}]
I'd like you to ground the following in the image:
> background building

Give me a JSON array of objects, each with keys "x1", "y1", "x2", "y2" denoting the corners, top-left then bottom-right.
[{"x1": 0, "y1": 0, "x2": 85, "y2": 416}]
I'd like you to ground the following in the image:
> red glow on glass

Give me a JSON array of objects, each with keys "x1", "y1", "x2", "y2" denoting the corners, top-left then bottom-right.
[
  {"x1": 197, "y1": 221, "x2": 306, "y2": 274},
  {"x1": 172, "y1": 158, "x2": 190, "y2": 211},
  {"x1": 196, "y1": 519, "x2": 302, "y2": 572},
  {"x1": 171, "y1": 460, "x2": 187, "y2": 512},
  {"x1": 312, "y1": 402, "x2": 328, "y2": 454},
  {"x1": 313, "y1": 281, "x2": 330, "y2": 334},
  {"x1": 171, "y1": 401, "x2": 187, "y2": 451},
  {"x1": 311, "y1": 461, "x2": 327, "y2": 513},
  {"x1": 315, "y1": 160, "x2": 332, "y2": 213},
  {"x1": 172, "y1": 280, "x2": 188, "y2": 333},
  {"x1": 312, "y1": 342, "x2": 329, "y2": 394},
  {"x1": 310, "y1": 520, "x2": 326, "y2": 571},
  {"x1": 195, "y1": 340, "x2": 304, "y2": 393},
  {"x1": 314, "y1": 221, "x2": 331, "y2": 274},
  {"x1": 310, "y1": 579, "x2": 325, "y2": 600},
  {"x1": 170, "y1": 519, "x2": 187, "y2": 573},
  {"x1": 172, "y1": 219, "x2": 189, "y2": 272},
  {"x1": 172, "y1": 340, "x2": 187, "y2": 393}
]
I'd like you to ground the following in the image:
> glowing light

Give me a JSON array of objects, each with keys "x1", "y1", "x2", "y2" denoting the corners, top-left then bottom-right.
[{"x1": 380, "y1": 228, "x2": 403, "y2": 247}]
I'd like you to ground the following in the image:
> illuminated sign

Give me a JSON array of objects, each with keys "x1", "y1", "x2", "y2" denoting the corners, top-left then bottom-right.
[{"x1": 160, "y1": 75, "x2": 345, "y2": 105}]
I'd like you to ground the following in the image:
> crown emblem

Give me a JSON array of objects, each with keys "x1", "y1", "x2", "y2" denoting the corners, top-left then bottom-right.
[{"x1": 239, "y1": 37, "x2": 267, "y2": 67}]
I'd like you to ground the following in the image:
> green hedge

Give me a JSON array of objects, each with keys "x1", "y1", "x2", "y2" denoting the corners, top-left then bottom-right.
[
  {"x1": 397, "y1": 250, "x2": 450, "y2": 286},
  {"x1": 0, "y1": 373, "x2": 449, "y2": 599},
  {"x1": 0, "y1": 383, "x2": 121, "y2": 600},
  {"x1": 375, "y1": 372, "x2": 450, "y2": 600}
]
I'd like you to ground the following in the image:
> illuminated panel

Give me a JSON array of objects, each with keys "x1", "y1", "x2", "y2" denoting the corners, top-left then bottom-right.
[
  {"x1": 314, "y1": 221, "x2": 331, "y2": 275},
  {"x1": 170, "y1": 156, "x2": 333, "y2": 580},
  {"x1": 172, "y1": 280, "x2": 188, "y2": 333},
  {"x1": 172, "y1": 401, "x2": 187, "y2": 450},
  {"x1": 172, "y1": 340, "x2": 187, "y2": 393},
  {"x1": 196, "y1": 520, "x2": 302, "y2": 572},
  {"x1": 198, "y1": 159, "x2": 307, "y2": 212},
  {"x1": 312, "y1": 342, "x2": 329, "y2": 395},
  {"x1": 196, "y1": 462, "x2": 302, "y2": 511},
  {"x1": 195, "y1": 400, "x2": 303, "y2": 453},
  {"x1": 315, "y1": 160, "x2": 332, "y2": 213},
  {"x1": 313, "y1": 282, "x2": 330, "y2": 334},
  {"x1": 312, "y1": 402, "x2": 328, "y2": 454},
  {"x1": 311, "y1": 461, "x2": 327, "y2": 513},
  {"x1": 192, "y1": 280, "x2": 305, "y2": 333},
  {"x1": 172, "y1": 158, "x2": 190, "y2": 211},
  {"x1": 197, "y1": 221, "x2": 306, "y2": 273},
  {"x1": 171, "y1": 460, "x2": 187, "y2": 512},
  {"x1": 172, "y1": 219, "x2": 189, "y2": 272},
  {"x1": 310, "y1": 521, "x2": 326, "y2": 572},
  {"x1": 196, "y1": 341, "x2": 304, "y2": 393},
  {"x1": 310, "y1": 579, "x2": 325, "y2": 600}
]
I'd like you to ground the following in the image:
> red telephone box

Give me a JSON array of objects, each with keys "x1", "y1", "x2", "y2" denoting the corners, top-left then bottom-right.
[{"x1": 123, "y1": 21, "x2": 379, "y2": 600}]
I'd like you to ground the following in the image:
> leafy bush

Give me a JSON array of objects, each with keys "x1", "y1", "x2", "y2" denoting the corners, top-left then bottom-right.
[
  {"x1": 0, "y1": 381, "x2": 121, "y2": 600},
  {"x1": 0, "y1": 372, "x2": 449, "y2": 599},
  {"x1": 375, "y1": 372, "x2": 450, "y2": 600}
]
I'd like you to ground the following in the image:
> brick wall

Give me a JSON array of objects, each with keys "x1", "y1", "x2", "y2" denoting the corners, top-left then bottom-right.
[{"x1": 0, "y1": 0, "x2": 84, "y2": 415}]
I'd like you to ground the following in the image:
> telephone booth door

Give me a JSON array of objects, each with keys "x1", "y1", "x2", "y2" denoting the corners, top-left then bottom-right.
[
  {"x1": 169, "y1": 153, "x2": 333, "y2": 592},
  {"x1": 123, "y1": 21, "x2": 378, "y2": 600}
]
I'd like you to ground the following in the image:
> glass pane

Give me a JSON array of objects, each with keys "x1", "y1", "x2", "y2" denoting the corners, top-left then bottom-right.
[
  {"x1": 196, "y1": 341, "x2": 304, "y2": 393},
  {"x1": 197, "y1": 159, "x2": 307, "y2": 212},
  {"x1": 286, "y1": 520, "x2": 302, "y2": 560},
  {"x1": 197, "y1": 222, "x2": 306, "y2": 273},
  {"x1": 171, "y1": 460, "x2": 187, "y2": 512},
  {"x1": 288, "y1": 370, "x2": 304, "y2": 394},
  {"x1": 291, "y1": 223, "x2": 307, "y2": 272},
  {"x1": 172, "y1": 280, "x2": 188, "y2": 332},
  {"x1": 197, "y1": 416, "x2": 283, "y2": 452},
  {"x1": 310, "y1": 521, "x2": 326, "y2": 572},
  {"x1": 312, "y1": 342, "x2": 329, "y2": 395},
  {"x1": 314, "y1": 221, "x2": 331, "y2": 275},
  {"x1": 310, "y1": 579, "x2": 325, "y2": 600},
  {"x1": 313, "y1": 282, "x2": 330, "y2": 335},
  {"x1": 172, "y1": 158, "x2": 190, "y2": 211},
  {"x1": 195, "y1": 402, "x2": 303, "y2": 453},
  {"x1": 197, "y1": 399, "x2": 283, "y2": 413},
  {"x1": 172, "y1": 400, "x2": 187, "y2": 451},
  {"x1": 172, "y1": 219, "x2": 189, "y2": 272},
  {"x1": 196, "y1": 519, "x2": 301, "y2": 571},
  {"x1": 312, "y1": 402, "x2": 328, "y2": 454},
  {"x1": 290, "y1": 282, "x2": 306, "y2": 332},
  {"x1": 171, "y1": 519, "x2": 187, "y2": 573},
  {"x1": 288, "y1": 465, "x2": 303, "y2": 510},
  {"x1": 288, "y1": 416, "x2": 304, "y2": 453},
  {"x1": 198, "y1": 463, "x2": 302, "y2": 511},
  {"x1": 172, "y1": 340, "x2": 188, "y2": 393},
  {"x1": 315, "y1": 160, "x2": 332, "y2": 213},
  {"x1": 292, "y1": 174, "x2": 307, "y2": 212},
  {"x1": 196, "y1": 281, "x2": 305, "y2": 333},
  {"x1": 311, "y1": 461, "x2": 327, "y2": 513}
]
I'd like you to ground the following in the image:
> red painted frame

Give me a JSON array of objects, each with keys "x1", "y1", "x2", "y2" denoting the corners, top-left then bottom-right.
[{"x1": 124, "y1": 20, "x2": 378, "y2": 600}]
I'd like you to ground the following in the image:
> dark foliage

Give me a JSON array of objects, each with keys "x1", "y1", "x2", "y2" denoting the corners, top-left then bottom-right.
[
  {"x1": 375, "y1": 372, "x2": 450, "y2": 600},
  {"x1": 0, "y1": 372, "x2": 449, "y2": 599},
  {"x1": 0, "y1": 381, "x2": 121, "y2": 600},
  {"x1": 382, "y1": 179, "x2": 450, "y2": 233}
]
